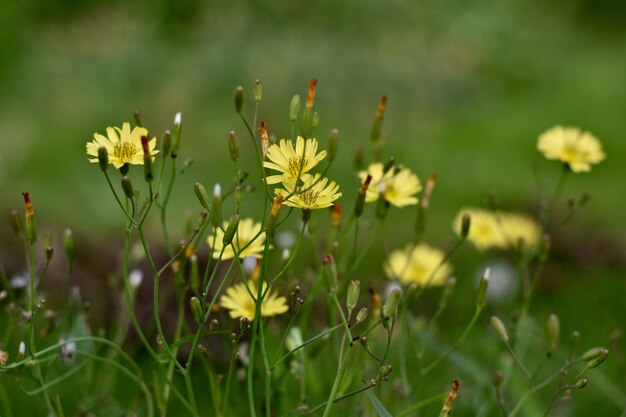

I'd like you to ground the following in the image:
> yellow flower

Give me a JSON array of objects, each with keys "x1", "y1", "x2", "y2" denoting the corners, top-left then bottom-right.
[
  {"x1": 220, "y1": 281, "x2": 289, "y2": 320},
  {"x1": 384, "y1": 243, "x2": 452, "y2": 287},
  {"x1": 207, "y1": 218, "x2": 266, "y2": 260},
  {"x1": 86, "y1": 122, "x2": 159, "y2": 169},
  {"x1": 499, "y1": 213, "x2": 541, "y2": 250},
  {"x1": 357, "y1": 162, "x2": 421, "y2": 207},
  {"x1": 537, "y1": 126, "x2": 605, "y2": 172},
  {"x1": 263, "y1": 137, "x2": 327, "y2": 185},
  {"x1": 276, "y1": 173, "x2": 342, "y2": 210},
  {"x1": 453, "y1": 208, "x2": 505, "y2": 250}
]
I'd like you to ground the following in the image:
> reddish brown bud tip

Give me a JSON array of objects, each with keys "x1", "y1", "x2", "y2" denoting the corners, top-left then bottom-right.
[
  {"x1": 376, "y1": 95, "x2": 388, "y2": 119},
  {"x1": 22, "y1": 192, "x2": 33, "y2": 214},
  {"x1": 306, "y1": 79, "x2": 318, "y2": 109}
]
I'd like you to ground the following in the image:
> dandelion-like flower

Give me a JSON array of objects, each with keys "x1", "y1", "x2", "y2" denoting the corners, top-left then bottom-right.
[
  {"x1": 537, "y1": 126, "x2": 605, "y2": 172},
  {"x1": 264, "y1": 137, "x2": 327, "y2": 185},
  {"x1": 358, "y1": 162, "x2": 422, "y2": 207},
  {"x1": 207, "y1": 218, "x2": 266, "y2": 260},
  {"x1": 276, "y1": 173, "x2": 342, "y2": 210},
  {"x1": 384, "y1": 243, "x2": 452, "y2": 287},
  {"x1": 86, "y1": 122, "x2": 159, "y2": 169},
  {"x1": 499, "y1": 213, "x2": 541, "y2": 250},
  {"x1": 220, "y1": 281, "x2": 288, "y2": 320}
]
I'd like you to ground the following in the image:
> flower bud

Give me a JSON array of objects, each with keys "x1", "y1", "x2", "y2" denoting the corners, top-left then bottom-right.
[
  {"x1": 321, "y1": 254, "x2": 338, "y2": 293},
  {"x1": 582, "y1": 347, "x2": 609, "y2": 369},
  {"x1": 546, "y1": 313, "x2": 560, "y2": 353},
  {"x1": 45, "y1": 245, "x2": 54, "y2": 263},
  {"x1": 356, "y1": 307, "x2": 368, "y2": 323},
  {"x1": 347, "y1": 280, "x2": 360, "y2": 314},
  {"x1": 305, "y1": 78, "x2": 317, "y2": 109},
  {"x1": 171, "y1": 112, "x2": 182, "y2": 158},
  {"x1": 98, "y1": 146, "x2": 109, "y2": 172},
  {"x1": 476, "y1": 268, "x2": 490, "y2": 310},
  {"x1": 267, "y1": 196, "x2": 283, "y2": 241},
  {"x1": 312, "y1": 112, "x2": 320, "y2": 131},
  {"x1": 211, "y1": 184, "x2": 222, "y2": 228},
  {"x1": 194, "y1": 182, "x2": 211, "y2": 210},
  {"x1": 354, "y1": 175, "x2": 372, "y2": 218},
  {"x1": 222, "y1": 215, "x2": 240, "y2": 246},
  {"x1": 62, "y1": 228, "x2": 75, "y2": 263},
  {"x1": 460, "y1": 213, "x2": 471, "y2": 239},
  {"x1": 141, "y1": 136, "x2": 153, "y2": 182},
  {"x1": 18, "y1": 341, "x2": 26, "y2": 360},
  {"x1": 161, "y1": 130, "x2": 172, "y2": 158},
  {"x1": 382, "y1": 287, "x2": 401, "y2": 328},
  {"x1": 10, "y1": 209, "x2": 23, "y2": 238},
  {"x1": 228, "y1": 131, "x2": 239, "y2": 161},
  {"x1": 190, "y1": 297, "x2": 203, "y2": 324},
  {"x1": 382, "y1": 156, "x2": 395, "y2": 174},
  {"x1": 254, "y1": 79, "x2": 262, "y2": 102},
  {"x1": 234, "y1": 86, "x2": 244, "y2": 114},
  {"x1": 353, "y1": 145, "x2": 364, "y2": 171},
  {"x1": 133, "y1": 110, "x2": 143, "y2": 127},
  {"x1": 22, "y1": 192, "x2": 36, "y2": 244},
  {"x1": 121, "y1": 176, "x2": 134, "y2": 200},
  {"x1": 370, "y1": 95, "x2": 387, "y2": 142},
  {"x1": 198, "y1": 211, "x2": 208, "y2": 227},
  {"x1": 376, "y1": 183, "x2": 388, "y2": 219},
  {"x1": 289, "y1": 94, "x2": 301, "y2": 121},
  {"x1": 490, "y1": 316, "x2": 509, "y2": 343},
  {"x1": 575, "y1": 378, "x2": 588, "y2": 389},
  {"x1": 326, "y1": 128, "x2": 339, "y2": 163}
]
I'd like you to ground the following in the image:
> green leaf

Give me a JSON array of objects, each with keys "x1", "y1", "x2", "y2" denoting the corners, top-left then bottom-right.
[{"x1": 366, "y1": 389, "x2": 393, "y2": 417}]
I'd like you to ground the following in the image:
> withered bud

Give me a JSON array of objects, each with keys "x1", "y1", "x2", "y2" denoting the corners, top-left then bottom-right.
[
  {"x1": 421, "y1": 173, "x2": 437, "y2": 209},
  {"x1": 133, "y1": 110, "x2": 143, "y2": 127},
  {"x1": 354, "y1": 175, "x2": 372, "y2": 218},
  {"x1": 369, "y1": 287, "x2": 381, "y2": 316},
  {"x1": 22, "y1": 192, "x2": 36, "y2": 244},
  {"x1": 353, "y1": 145, "x2": 364, "y2": 171},
  {"x1": 370, "y1": 95, "x2": 388, "y2": 142},
  {"x1": 305, "y1": 79, "x2": 317, "y2": 109},
  {"x1": 258, "y1": 121, "x2": 269, "y2": 158}
]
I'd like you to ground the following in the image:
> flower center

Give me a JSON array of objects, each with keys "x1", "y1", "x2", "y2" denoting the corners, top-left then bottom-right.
[
  {"x1": 113, "y1": 142, "x2": 138, "y2": 160},
  {"x1": 288, "y1": 156, "x2": 307, "y2": 177},
  {"x1": 299, "y1": 189, "x2": 320, "y2": 207}
]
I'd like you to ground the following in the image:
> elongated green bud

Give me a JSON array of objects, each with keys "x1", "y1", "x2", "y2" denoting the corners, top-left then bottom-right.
[
  {"x1": 228, "y1": 131, "x2": 239, "y2": 161},
  {"x1": 171, "y1": 112, "x2": 182, "y2": 158},
  {"x1": 254, "y1": 79, "x2": 262, "y2": 102},
  {"x1": 161, "y1": 130, "x2": 172, "y2": 158},
  {"x1": 198, "y1": 211, "x2": 208, "y2": 227},
  {"x1": 141, "y1": 136, "x2": 153, "y2": 182},
  {"x1": 234, "y1": 86, "x2": 244, "y2": 114},
  {"x1": 121, "y1": 176, "x2": 134, "y2": 199},
  {"x1": 582, "y1": 347, "x2": 609, "y2": 369},
  {"x1": 190, "y1": 297, "x2": 202, "y2": 324},
  {"x1": 354, "y1": 175, "x2": 372, "y2": 218},
  {"x1": 64, "y1": 228, "x2": 75, "y2": 262},
  {"x1": 460, "y1": 213, "x2": 471, "y2": 239},
  {"x1": 376, "y1": 183, "x2": 388, "y2": 219},
  {"x1": 321, "y1": 254, "x2": 338, "y2": 293},
  {"x1": 490, "y1": 316, "x2": 509, "y2": 343},
  {"x1": 211, "y1": 184, "x2": 222, "y2": 228},
  {"x1": 476, "y1": 268, "x2": 490, "y2": 309},
  {"x1": 546, "y1": 313, "x2": 560, "y2": 353},
  {"x1": 98, "y1": 146, "x2": 109, "y2": 172},
  {"x1": 347, "y1": 280, "x2": 360, "y2": 314},
  {"x1": 290, "y1": 94, "x2": 301, "y2": 121},
  {"x1": 356, "y1": 307, "x2": 368, "y2": 323},
  {"x1": 328, "y1": 128, "x2": 339, "y2": 162},
  {"x1": 134, "y1": 110, "x2": 143, "y2": 127},
  {"x1": 312, "y1": 111, "x2": 320, "y2": 131},
  {"x1": 575, "y1": 379, "x2": 588, "y2": 389},
  {"x1": 22, "y1": 192, "x2": 36, "y2": 244},
  {"x1": 44, "y1": 231, "x2": 54, "y2": 262},
  {"x1": 353, "y1": 145, "x2": 364, "y2": 171},
  {"x1": 222, "y1": 215, "x2": 240, "y2": 246},
  {"x1": 382, "y1": 287, "x2": 401, "y2": 328},
  {"x1": 194, "y1": 182, "x2": 210, "y2": 210},
  {"x1": 370, "y1": 95, "x2": 387, "y2": 142}
]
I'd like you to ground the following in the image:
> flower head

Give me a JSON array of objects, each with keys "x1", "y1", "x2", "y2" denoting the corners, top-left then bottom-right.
[
  {"x1": 537, "y1": 126, "x2": 605, "y2": 172},
  {"x1": 263, "y1": 137, "x2": 327, "y2": 186},
  {"x1": 358, "y1": 162, "x2": 422, "y2": 207},
  {"x1": 276, "y1": 173, "x2": 341, "y2": 210},
  {"x1": 207, "y1": 218, "x2": 266, "y2": 260},
  {"x1": 499, "y1": 213, "x2": 541, "y2": 250},
  {"x1": 86, "y1": 122, "x2": 159, "y2": 169},
  {"x1": 220, "y1": 281, "x2": 288, "y2": 320},
  {"x1": 384, "y1": 243, "x2": 452, "y2": 287}
]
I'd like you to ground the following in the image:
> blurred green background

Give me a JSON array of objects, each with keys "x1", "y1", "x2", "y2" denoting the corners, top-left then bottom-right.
[{"x1": 1, "y1": 0, "x2": 625, "y2": 414}]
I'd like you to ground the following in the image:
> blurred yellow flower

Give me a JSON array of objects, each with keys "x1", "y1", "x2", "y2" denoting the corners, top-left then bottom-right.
[
  {"x1": 385, "y1": 243, "x2": 452, "y2": 287},
  {"x1": 207, "y1": 218, "x2": 266, "y2": 259},
  {"x1": 220, "y1": 281, "x2": 288, "y2": 320},
  {"x1": 358, "y1": 162, "x2": 421, "y2": 207},
  {"x1": 86, "y1": 122, "x2": 158, "y2": 169},
  {"x1": 453, "y1": 208, "x2": 541, "y2": 251},
  {"x1": 537, "y1": 126, "x2": 605, "y2": 172},
  {"x1": 276, "y1": 173, "x2": 342, "y2": 210},
  {"x1": 264, "y1": 137, "x2": 327, "y2": 185}
]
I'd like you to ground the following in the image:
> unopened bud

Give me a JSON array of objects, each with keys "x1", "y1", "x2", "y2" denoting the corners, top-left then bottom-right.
[
  {"x1": 382, "y1": 288, "x2": 401, "y2": 328},
  {"x1": 228, "y1": 131, "x2": 239, "y2": 161},
  {"x1": 490, "y1": 316, "x2": 509, "y2": 343},
  {"x1": 171, "y1": 112, "x2": 182, "y2": 158},
  {"x1": 194, "y1": 183, "x2": 211, "y2": 210},
  {"x1": 98, "y1": 146, "x2": 109, "y2": 172},
  {"x1": 312, "y1": 112, "x2": 320, "y2": 131},
  {"x1": 321, "y1": 254, "x2": 338, "y2": 293},
  {"x1": 190, "y1": 297, "x2": 202, "y2": 323},
  {"x1": 209, "y1": 319, "x2": 219, "y2": 331},
  {"x1": 376, "y1": 183, "x2": 388, "y2": 219},
  {"x1": 267, "y1": 196, "x2": 283, "y2": 241},
  {"x1": 22, "y1": 192, "x2": 36, "y2": 244},
  {"x1": 460, "y1": 213, "x2": 471, "y2": 239},
  {"x1": 353, "y1": 145, "x2": 364, "y2": 171},
  {"x1": 198, "y1": 211, "x2": 208, "y2": 227},
  {"x1": 305, "y1": 79, "x2": 317, "y2": 109},
  {"x1": 222, "y1": 215, "x2": 240, "y2": 246},
  {"x1": 141, "y1": 136, "x2": 153, "y2": 182},
  {"x1": 211, "y1": 184, "x2": 222, "y2": 228},
  {"x1": 64, "y1": 228, "x2": 75, "y2": 262},
  {"x1": 328, "y1": 129, "x2": 339, "y2": 162},
  {"x1": 234, "y1": 86, "x2": 244, "y2": 114},
  {"x1": 121, "y1": 176, "x2": 134, "y2": 199},
  {"x1": 575, "y1": 378, "x2": 588, "y2": 389},
  {"x1": 476, "y1": 268, "x2": 490, "y2": 309},
  {"x1": 161, "y1": 130, "x2": 172, "y2": 158},
  {"x1": 354, "y1": 175, "x2": 372, "y2": 218},
  {"x1": 45, "y1": 245, "x2": 54, "y2": 262},
  {"x1": 254, "y1": 79, "x2": 262, "y2": 102},
  {"x1": 11, "y1": 209, "x2": 23, "y2": 238},
  {"x1": 582, "y1": 347, "x2": 609, "y2": 369},
  {"x1": 18, "y1": 341, "x2": 26, "y2": 360},
  {"x1": 546, "y1": 313, "x2": 560, "y2": 353},
  {"x1": 134, "y1": 110, "x2": 143, "y2": 127},
  {"x1": 356, "y1": 307, "x2": 368, "y2": 323},
  {"x1": 378, "y1": 364, "x2": 392, "y2": 379},
  {"x1": 347, "y1": 280, "x2": 360, "y2": 313},
  {"x1": 383, "y1": 156, "x2": 395, "y2": 174},
  {"x1": 370, "y1": 95, "x2": 387, "y2": 142},
  {"x1": 290, "y1": 94, "x2": 301, "y2": 121}
]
